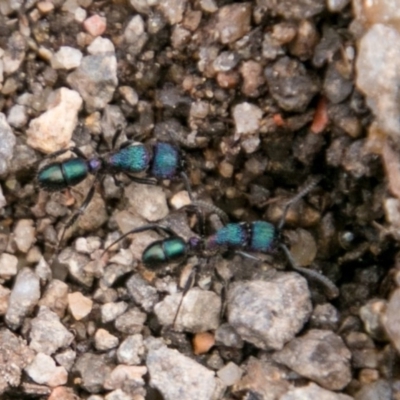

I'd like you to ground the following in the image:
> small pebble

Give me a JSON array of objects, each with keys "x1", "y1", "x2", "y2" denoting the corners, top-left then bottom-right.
[
  {"x1": 281, "y1": 382, "x2": 353, "y2": 400},
  {"x1": 87, "y1": 37, "x2": 115, "y2": 55},
  {"x1": 13, "y1": 219, "x2": 35, "y2": 253},
  {"x1": 67, "y1": 54, "x2": 117, "y2": 112},
  {"x1": 83, "y1": 14, "x2": 107, "y2": 37},
  {"x1": 38, "y1": 280, "x2": 68, "y2": 318},
  {"x1": 0, "y1": 113, "x2": 16, "y2": 177},
  {"x1": 55, "y1": 349, "x2": 76, "y2": 371},
  {"x1": 29, "y1": 306, "x2": 74, "y2": 355},
  {"x1": 5, "y1": 268, "x2": 40, "y2": 330},
  {"x1": 217, "y1": 362, "x2": 243, "y2": 386},
  {"x1": 170, "y1": 190, "x2": 191, "y2": 210},
  {"x1": 0, "y1": 253, "x2": 18, "y2": 281},
  {"x1": 154, "y1": 287, "x2": 222, "y2": 332},
  {"x1": 216, "y1": 3, "x2": 252, "y2": 44},
  {"x1": 73, "y1": 353, "x2": 113, "y2": 393},
  {"x1": 7, "y1": 104, "x2": 27, "y2": 128},
  {"x1": 25, "y1": 353, "x2": 68, "y2": 387},
  {"x1": 101, "y1": 301, "x2": 128, "y2": 323},
  {"x1": 94, "y1": 328, "x2": 119, "y2": 351},
  {"x1": 68, "y1": 292, "x2": 93, "y2": 320},
  {"x1": 0, "y1": 285, "x2": 11, "y2": 315},
  {"x1": 227, "y1": 274, "x2": 312, "y2": 350},
  {"x1": 233, "y1": 102, "x2": 262, "y2": 136},
  {"x1": 51, "y1": 46, "x2": 83, "y2": 70},
  {"x1": 147, "y1": 346, "x2": 216, "y2": 400},
  {"x1": 126, "y1": 182, "x2": 169, "y2": 221},
  {"x1": 115, "y1": 308, "x2": 147, "y2": 334},
  {"x1": 273, "y1": 329, "x2": 352, "y2": 391},
  {"x1": 193, "y1": 332, "x2": 215, "y2": 355},
  {"x1": 119, "y1": 86, "x2": 139, "y2": 106},
  {"x1": 117, "y1": 334, "x2": 144, "y2": 365},
  {"x1": 103, "y1": 365, "x2": 147, "y2": 391},
  {"x1": 26, "y1": 88, "x2": 82, "y2": 153}
]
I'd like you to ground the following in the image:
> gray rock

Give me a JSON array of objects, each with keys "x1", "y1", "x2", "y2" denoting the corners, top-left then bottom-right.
[
  {"x1": 26, "y1": 88, "x2": 82, "y2": 154},
  {"x1": 0, "y1": 329, "x2": 35, "y2": 395},
  {"x1": 115, "y1": 308, "x2": 147, "y2": 334},
  {"x1": 117, "y1": 334, "x2": 145, "y2": 365},
  {"x1": 264, "y1": 57, "x2": 319, "y2": 112},
  {"x1": 125, "y1": 182, "x2": 169, "y2": 221},
  {"x1": 2, "y1": 32, "x2": 26, "y2": 75},
  {"x1": 158, "y1": 0, "x2": 187, "y2": 24},
  {"x1": 55, "y1": 349, "x2": 76, "y2": 371},
  {"x1": 216, "y1": 3, "x2": 252, "y2": 44},
  {"x1": 147, "y1": 346, "x2": 216, "y2": 400},
  {"x1": 360, "y1": 298, "x2": 388, "y2": 341},
  {"x1": 104, "y1": 389, "x2": 133, "y2": 400},
  {"x1": 273, "y1": 329, "x2": 352, "y2": 391},
  {"x1": 24, "y1": 352, "x2": 68, "y2": 387},
  {"x1": 103, "y1": 365, "x2": 147, "y2": 391},
  {"x1": 68, "y1": 292, "x2": 93, "y2": 320},
  {"x1": 232, "y1": 356, "x2": 290, "y2": 399},
  {"x1": 94, "y1": 328, "x2": 119, "y2": 351},
  {"x1": 217, "y1": 362, "x2": 243, "y2": 386},
  {"x1": 354, "y1": 379, "x2": 392, "y2": 400},
  {"x1": 356, "y1": 24, "x2": 400, "y2": 142},
  {"x1": 29, "y1": 306, "x2": 74, "y2": 355},
  {"x1": 57, "y1": 248, "x2": 93, "y2": 287},
  {"x1": 101, "y1": 301, "x2": 129, "y2": 323},
  {"x1": 7, "y1": 104, "x2": 28, "y2": 128},
  {"x1": 281, "y1": 382, "x2": 353, "y2": 400},
  {"x1": 13, "y1": 219, "x2": 36, "y2": 253},
  {"x1": 38, "y1": 280, "x2": 69, "y2": 318},
  {"x1": 154, "y1": 287, "x2": 222, "y2": 332},
  {"x1": 233, "y1": 102, "x2": 263, "y2": 136},
  {"x1": 257, "y1": 0, "x2": 325, "y2": 19},
  {"x1": 124, "y1": 15, "x2": 148, "y2": 55},
  {"x1": 51, "y1": 46, "x2": 83, "y2": 70},
  {"x1": 215, "y1": 323, "x2": 244, "y2": 348},
  {"x1": 73, "y1": 353, "x2": 113, "y2": 393},
  {"x1": 309, "y1": 303, "x2": 340, "y2": 331},
  {"x1": 126, "y1": 273, "x2": 159, "y2": 312},
  {"x1": 67, "y1": 54, "x2": 118, "y2": 112},
  {"x1": 0, "y1": 285, "x2": 10, "y2": 316},
  {"x1": 0, "y1": 253, "x2": 18, "y2": 281},
  {"x1": 383, "y1": 287, "x2": 400, "y2": 352},
  {"x1": 88, "y1": 37, "x2": 116, "y2": 55},
  {"x1": 0, "y1": 184, "x2": 5, "y2": 209},
  {"x1": 0, "y1": 113, "x2": 16, "y2": 177},
  {"x1": 5, "y1": 268, "x2": 40, "y2": 330},
  {"x1": 227, "y1": 274, "x2": 312, "y2": 350}
]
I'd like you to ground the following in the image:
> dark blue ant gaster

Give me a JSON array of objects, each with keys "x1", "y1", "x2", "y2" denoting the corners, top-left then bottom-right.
[
  {"x1": 38, "y1": 127, "x2": 184, "y2": 253},
  {"x1": 102, "y1": 177, "x2": 339, "y2": 316}
]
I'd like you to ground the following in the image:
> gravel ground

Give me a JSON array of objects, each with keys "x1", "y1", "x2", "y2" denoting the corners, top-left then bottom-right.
[{"x1": 0, "y1": 0, "x2": 400, "y2": 399}]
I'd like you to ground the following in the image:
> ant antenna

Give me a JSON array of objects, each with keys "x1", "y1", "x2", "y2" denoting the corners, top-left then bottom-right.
[
  {"x1": 276, "y1": 176, "x2": 339, "y2": 298},
  {"x1": 277, "y1": 175, "x2": 322, "y2": 230}
]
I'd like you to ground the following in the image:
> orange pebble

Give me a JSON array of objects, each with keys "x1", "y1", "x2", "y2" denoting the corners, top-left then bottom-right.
[
  {"x1": 310, "y1": 96, "x2": 329, "y2": 134},
  {"x1": 193, "y1": 332, "x2": 215, "y2": 355}
]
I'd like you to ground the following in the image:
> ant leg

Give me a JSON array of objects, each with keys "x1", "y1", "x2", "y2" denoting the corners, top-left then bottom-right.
[
  {"x1": 102, "y1": 224, "x2": 178, "y2": 257},
  {"x1": 54, "y1": 181, "x2": 97, "y2": 256},
  {"x1": 235, "y1": 251, "x2": 261, "y2": 261},
  {"x1": 111, "y1": 126, "x2": 125, "y2": 150},
  {"x1": 277, "y1": 176, "x2": 322, "y2": 230},
  {"x1": 126, "y1": 175, "x2": 157, "y2": 185},
  {"x1": 180, "y1": 171, "x2": 229, "y2": 224},
  {"x1": 172, "y1": 264, "x2": 199, "y2": 329},
  {"x1": 279, "y1": 243, "x2": 339, "y2": 299},
  {"x1": 42, "y1": 146, "x2": 88, "y2": 161},
  {"x1": 192, "y1": 200, "x2": 229, "y2": 225}
]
